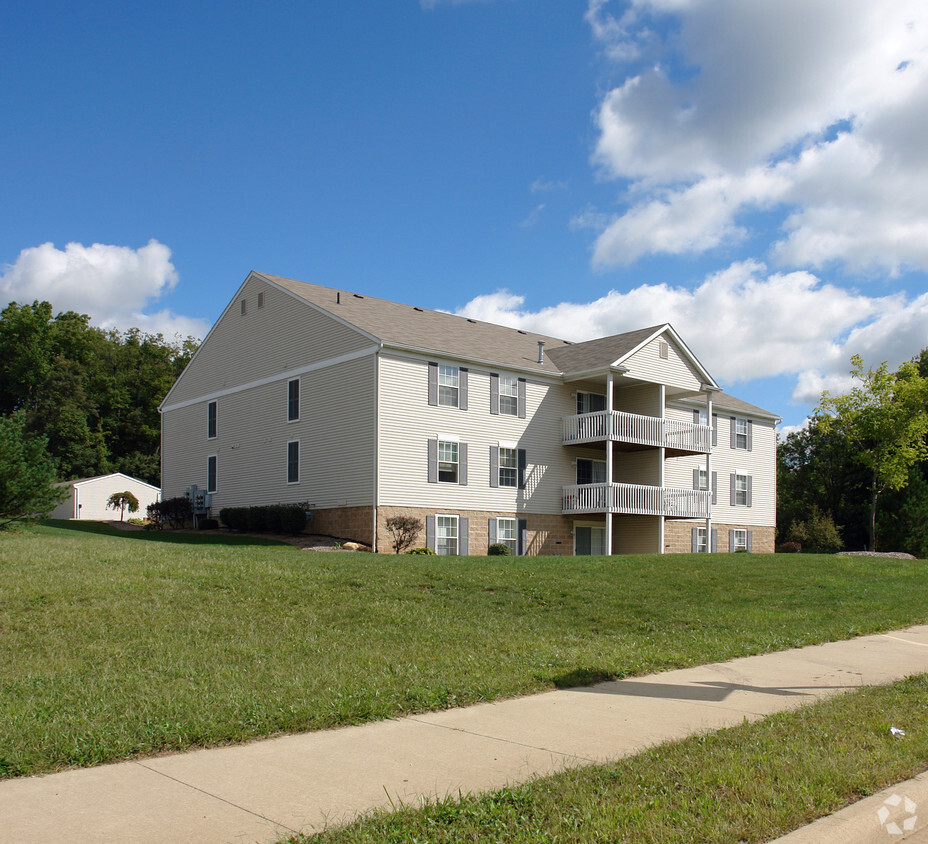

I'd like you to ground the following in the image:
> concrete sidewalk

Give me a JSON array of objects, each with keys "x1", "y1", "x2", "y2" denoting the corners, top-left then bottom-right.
[{"x1": 3, "y1": 626, "x2": 928, "y2": 844}]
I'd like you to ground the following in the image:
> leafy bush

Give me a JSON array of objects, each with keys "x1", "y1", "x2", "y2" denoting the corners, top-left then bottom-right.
[
  {"x1": 786, "y1": 506, "x2": 844, "y2": 554},
  {"x1": 146, "y1": 497, "x2": 192, "y2": 530},
  {"x1": 198, "y1": 518, "x2": 219, "y2": 530},
  {"x1": 779, "y1": 541, "x2": 802, "y2": 553},
  {"x1": 219, "y1": 505, "x2": 305, "y2": 534},
  {"x1": 487, "y1": 543, "x2": 512, "y2": 556},
  {"x1": 106, "y1": 491, "x2": 140, "y2": 521},
  {"x1": 405, "y1": 547, "x2": 437, "y2": 555},
  {"x1": 385, "y1": 515, "x2": 423, "y2": 554}
]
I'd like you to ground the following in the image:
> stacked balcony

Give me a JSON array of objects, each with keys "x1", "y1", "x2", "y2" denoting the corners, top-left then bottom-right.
[{"x1": 562, "y1": 409, "x2": 711, "y2": 518}]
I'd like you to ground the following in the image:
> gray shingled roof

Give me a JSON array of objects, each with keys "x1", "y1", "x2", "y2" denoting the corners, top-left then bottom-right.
[
  {"x1": 263, "y1": 273, "x2": 574, "y2": 374},
  {"x1": 677, "y1": 392, "x2": 779, "y2": 421},
  {"x1": 258, "y1": 272, "x2": 776, "y2": 418}
]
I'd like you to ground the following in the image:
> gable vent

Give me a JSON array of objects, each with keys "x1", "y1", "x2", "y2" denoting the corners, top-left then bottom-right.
[{"x1": 659, "y1": 340, "x2": 669, "y2": 360}]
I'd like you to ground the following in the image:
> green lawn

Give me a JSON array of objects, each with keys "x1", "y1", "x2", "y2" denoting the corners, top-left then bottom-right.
[
  {"x1": 1, "y1": 521, "x2": 927, "y2": 779},
  {"x1": 297, "y1": 675, "x2": 928, "y2": 843}
]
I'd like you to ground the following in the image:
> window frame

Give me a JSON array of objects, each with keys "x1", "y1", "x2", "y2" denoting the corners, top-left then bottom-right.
[
  {"x1": 436, "y1": 514, "x2": 459, "y2": 556},
  {"x1": 577, "y1": 458, "x2": 607, "y2": 485},
  {"x1": 696, "y1": 527, "x2": 708, "y2": 553},
  {"x1": 207, "y1": 400, "x2": 217, "y2": 440},
  {"x1": 287, "y1": 440, "x2": 300, "y2": 485},
  {"x1": 732, "y1": 528, "x2": 748, "y2": 552},
  {"x1": 288, "y1": 378, "x2": 300, "y2": 422},
  {"x1": 498, "y1": 446, "x2": 518, "y2": 487},
  {"x1": 577, "y1": 391, "x2": 606, "y2": 415},
  {"x1": 498, "y1": 374, "x2": 518, "y2": 416},
  {"x1": 438, "y1": 439, "x2": 459, "y2": 483},
  {"x1": 438, "y1": 365, "x2": 459, "y2": 408},
  {"x1": 496, "y1": 517, "x2": 517, "y2": 554},
  {"x1": 206, "y1": 454, "x2": 217, "y2": 494},
  {"x1": 734, "y1": 417, "x2": 748, "y2": 449},
  {"x1": 735, "y1": 473, "x2": 748, "y2": 506}
]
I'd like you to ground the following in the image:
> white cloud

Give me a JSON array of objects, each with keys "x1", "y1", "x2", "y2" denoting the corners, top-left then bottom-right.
[
  {"x1": 0, "y1": 240, "x2": 209, "y2": 341},
  {"x1": 585, "y1": 0, "x2": 928, "y2": 274},
  {"x1": 457, "y1": 261, "x2": 928, "y2": 402}
]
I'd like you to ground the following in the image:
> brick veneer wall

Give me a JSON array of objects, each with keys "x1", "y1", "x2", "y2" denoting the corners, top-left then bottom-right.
[
  {"x1": 377, "y1": 506, "x2": 575, "y2": 556},
  {"x1": 309, "y1": 506, "x2": 376, "y2": 546},
  {"x1": 664, "y1": 520, "x2": 776, "y2": 554}
]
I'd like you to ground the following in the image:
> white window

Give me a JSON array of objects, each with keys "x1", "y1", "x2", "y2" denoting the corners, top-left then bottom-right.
[
  {"x1": 732, "y1": 529, "x2": 748, "y2": 552},
  {"x1": 735, "y1": 417, "x2": 748, "y2": 449},
  {"x1": 577, "y1": 458, "x2": 606, "y2": 485},
  {"x1": 497, "y1": 517, "x2": 517, "y2": 554},
  {"x1": 735, "y1": 473, "x2": 748, "y2": 506},
  {"x1": 499, "y1": 374, "x2": 518, "y2": 416},
  {"x1": 436, "y1": 515, "x2": 458, "y2": 555},
  {"x1": 499, "y1": 446, "x2": 517, "y2": 487},
  {"x1": 207, "y1": 401, "x2": 217, "y2": 439},
  {"x1": 696, "y1": 408, "x2": 708, "y2": 426},
  {"x1": 438, "y1": 365, "x2": 459, "y2": 407},
  {"x1": 207, "y1": 455, "x2": 217, "y2": 493},
  {"x1": 695, "y1": 527, "x2": 708, "y2": 553},
  {"x1": 438, "y1": 440, "x2": 459, "y2": 483},
  {"x1": 697, "y1": 468, "x2": 708, "y2": 490},
  {"x1": 288, "y1": 378, "x2": 300, "y2": 422},
  {"x1": 577, "y1": 392, "x2": 606, "y2": 414},
  {"x1": 287, "y1": 441, "x2": 300, "y2": 484}
]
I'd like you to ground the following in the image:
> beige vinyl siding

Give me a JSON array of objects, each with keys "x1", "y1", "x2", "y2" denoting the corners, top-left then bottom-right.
[
  {"x1": 613, "y1": 449, "x2": 661, "y2": 485},
  {"x1": 614, "y1": 382, "x2": 662, "y2": 415},
  {"x1": 663, "y1": 405, "x2": 776, "y2": 528},
  {"x1": 622, "y1": 334, "x2": 704, "y2": 392},
  {"x1": 166, "y1": 276, "x2": 374, "y2": 406},
  {"x1": 615, "y1": 515, "x2": 661, "y2": 554},
  {"x1": 377, "y1": 352, "x2": 573, "y2": 514},
  {"x1": 162, "y1": 355, "x2": 376, "y2": 510}
]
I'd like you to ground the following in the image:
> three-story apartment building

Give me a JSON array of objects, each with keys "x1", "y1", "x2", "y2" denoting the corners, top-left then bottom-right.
[{"x1": 160, "y1": 272, "x2": 778, "y2": 554}]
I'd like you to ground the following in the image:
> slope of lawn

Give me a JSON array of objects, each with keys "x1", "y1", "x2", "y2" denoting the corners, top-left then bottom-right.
[
  {"x1": 1, "y1": 520, "x2": 926, "y2": 778},
  {"x1": 297, "y1": 675, "x2": 928, "y2": 843}
]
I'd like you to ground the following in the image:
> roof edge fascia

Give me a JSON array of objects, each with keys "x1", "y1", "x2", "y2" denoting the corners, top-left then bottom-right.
[{"x1": 380, "y1": 341, "x2": 565, "y2": 383}]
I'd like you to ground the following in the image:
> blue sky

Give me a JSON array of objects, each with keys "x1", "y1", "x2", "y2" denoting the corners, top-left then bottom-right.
[{"x1": 2, "y1": 0, "x2": 927, "y2": 431}]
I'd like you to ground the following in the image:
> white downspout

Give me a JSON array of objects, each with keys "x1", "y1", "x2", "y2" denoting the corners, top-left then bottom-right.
[
  {"x1": 605, "y1": 370, "x2": 614, "y2": 555},
  {"x1": 372, "y1": 347, "x2": 381, "y2": 552}
]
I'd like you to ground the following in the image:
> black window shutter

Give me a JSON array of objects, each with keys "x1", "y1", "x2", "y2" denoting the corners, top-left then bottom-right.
[
  {"x1": 459, "y1": 368, "x2": 468, "y2": 411},
  {"x1": 459, "y1": 518, "x2": 469, "y2": 555},
  {"x1": 426, "y1": 515, "x2": 436, "y2": 550},
  {"x1": 691, "y1": 528, "x2": 698, "y2": 552},
  {"x1": 730, "y1": 473, "x2": 736, "y2": 506},
  {"x1": 428, "y1": 362, "x2": 438, "y2": 406},
  {"x1": 490, "y1": 374, "x2": 499, "y2": 415},
  {"x1": 517, "y1": 449, "x2": 527, "y2": 489},
  {"x1": 427, "y1": 439, "x2": 437, "y2": 483},
  {"x1": 729, "y1": 529, "x2": 735, "y2": 552},
  {"x1": 747, "y1": 530, "x2": 754, "y2": 551},
  {"x1": 747, "y1": 475, "x2": 753, "y2": 507},
  {"x1": 488, "y1": 519, "x2": 497, "y2": 545},
  {"x1": 489, "y1": 446, "x2": 499, "y2": 488},
  {"x1": 730, "y1": 416, "x2": 737, "y2": 449},
  {"x1": 459, "y1": 442, "x2": 468, "y2": 486},
  {"x1": 711, "y1": 529, "x2": 718, "y2": 552},
  {"x1": 712, "y1": 413, "x2": 718, "y2": 446},
  {"x1": 518, "y1": 378, "x2": 526, "y2": 419},
  {"x1": 747, "y1": 419, "x2": 753, "y2": 451},
  {"x1": 712, "y1": 471, "x2": 717, "y2": 505}
]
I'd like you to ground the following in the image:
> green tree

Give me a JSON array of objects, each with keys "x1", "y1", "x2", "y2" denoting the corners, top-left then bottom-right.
[
  {"x1": 818, "y1": 354, "x2": 928, "y2": 551},
  {"x1": 0, "y1": 412, "x2": 67, "y2": 528},
  {"x1": 106, "y1": 490, "x2": 140, "y2": 521}
]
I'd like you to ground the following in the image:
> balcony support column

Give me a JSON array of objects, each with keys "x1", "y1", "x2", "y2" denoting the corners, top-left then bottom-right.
[
  {"x1": 659, "y1": 384, "x2": 665, "y2": 554},
  {"x1": 605, "y1": 370, "x2": 614, "y2": 556},
  {"x1": 705, "y1": 392, "x2": 713, "y2": 546}
]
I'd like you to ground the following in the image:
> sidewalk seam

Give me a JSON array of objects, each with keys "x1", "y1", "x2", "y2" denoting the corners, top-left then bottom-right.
[{"x1": 133, "y1": 760, "x2": 299, "y2": 836}]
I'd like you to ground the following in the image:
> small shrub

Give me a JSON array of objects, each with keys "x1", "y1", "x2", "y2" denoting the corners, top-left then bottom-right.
[
  {"x1": 248, "y1": 506, "x2": 270, "y2": 533},
  {"x1": 106, "y1": 491, "x2": 140, "y2": 521},
  {"x1": 198, "y1": 518, "x2": 219, "y2": 530},
  {"x1": 126, "y1": 517, "x2": 147, "y2": 526},
  {"x1": 779, "y1": 541, "x2": 802, "y2": 553},
  {"x1": 787, "y1": 506, "x2": 843, "y2": 554},
  {"x1": 487, "y1": 543, "x2": 512, "y2": 556},
  {"x1": 405, "y1": 547, "x2": 437, "y2": 555},
  {"x1": 279, "y1": 506, "x2": 307, "y2": 535},
  {"x1": 385, "y1": 515, "x2": 424, "y2": 554}
]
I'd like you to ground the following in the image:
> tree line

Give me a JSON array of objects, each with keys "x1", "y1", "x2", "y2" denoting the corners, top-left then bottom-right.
[
  {"x1": 0, "y1": 300, "x2": 197, "y2": 487},
  {"x1": 778, "y1": 348, "x2": 928, "y2": 556}
]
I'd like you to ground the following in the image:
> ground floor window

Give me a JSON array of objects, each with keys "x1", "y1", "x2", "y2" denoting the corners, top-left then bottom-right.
[
  {"x1": 436, "y1": 515, "x2": 459, "y2": 555},
  {"x1": 732, "y1": 528, "x2": 748, "y2": 551},
  {"x1": 496, "y1": 517, "x2": 517, "y2": 554},
  {"x1": 696, "y1": 527, "x2": 708, "y2": 553},
  {"x1": 575, "y1": 524, "x2": 605, "y2": 555}
]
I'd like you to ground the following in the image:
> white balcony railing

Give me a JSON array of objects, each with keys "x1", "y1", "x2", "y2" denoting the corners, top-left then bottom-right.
[
  {"x1": 562, "y1": 483, "x2": 711, "y2": 518},
  {"x1": 562, "y1": 410, "x2": 711, "y2": 453}
]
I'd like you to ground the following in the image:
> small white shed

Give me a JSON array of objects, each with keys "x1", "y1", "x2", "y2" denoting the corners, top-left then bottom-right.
[{"x1": 50, "y1": 473, "x2": 161, "y2": 521}]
